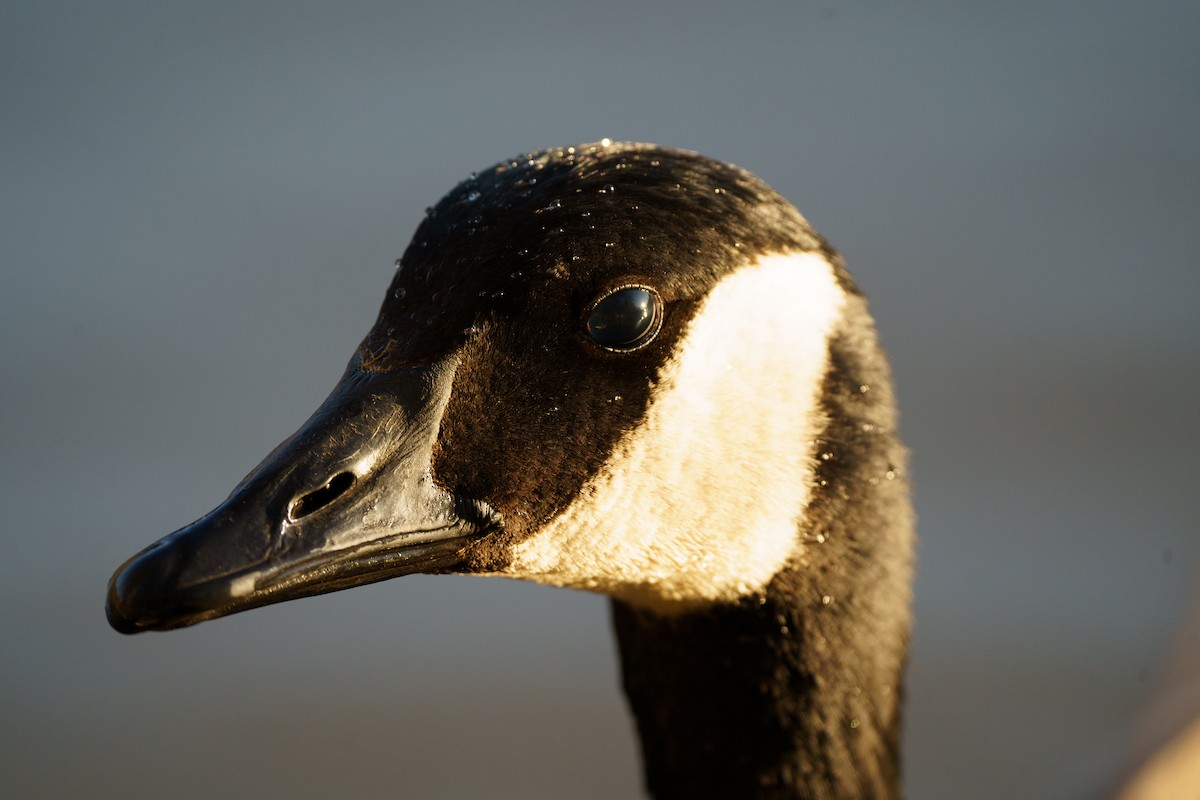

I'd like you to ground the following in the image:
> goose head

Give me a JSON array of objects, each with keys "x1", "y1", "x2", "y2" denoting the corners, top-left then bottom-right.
[{"x1": 106, "y1": 140, "x2": 913, "y2": 797}]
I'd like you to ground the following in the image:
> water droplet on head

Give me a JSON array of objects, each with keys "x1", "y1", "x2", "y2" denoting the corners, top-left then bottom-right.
[
  {"x1": 600, "y1": 137, "x2": 612, "y2": 147},
  {"x1": 650, "y1": 159, "x2": 660, "y2": 167},
  {"x1": 393, "y1": 287, "x2": 407, "y2": 299},
  {"x1": 467, "y1": 190, "x2": 480, "y2": 202},
  {"x1": 600, "y1": 184, "x2": 615, "y2": 194}
]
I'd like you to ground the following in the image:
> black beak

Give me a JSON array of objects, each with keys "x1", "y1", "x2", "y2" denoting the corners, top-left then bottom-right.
[{"x1": 105, "y1": 356, "x2": 500, "y2": 633}]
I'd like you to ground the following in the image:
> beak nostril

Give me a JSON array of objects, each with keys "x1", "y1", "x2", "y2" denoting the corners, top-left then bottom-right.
[{"x1": 288, "y1": 471, "x2": 356, "y2": 522}]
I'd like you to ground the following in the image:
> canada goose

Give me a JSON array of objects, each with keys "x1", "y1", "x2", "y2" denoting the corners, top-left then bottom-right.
[{"x1": 107, "y1": 141, "x2": 915, "y2": 799}]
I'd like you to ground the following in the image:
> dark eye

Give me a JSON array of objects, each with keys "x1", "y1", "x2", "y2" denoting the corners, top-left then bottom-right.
[{"x1": 585, "y1": 286, "x2": 662, "y2": 351}]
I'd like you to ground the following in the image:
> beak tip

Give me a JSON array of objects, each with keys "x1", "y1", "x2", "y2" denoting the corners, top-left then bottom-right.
[
  {"x1": 105, "y1": 601, "x2": 142, "y2": 635},
  {"x1": 105, "y1": 544, "x2": 180, "y2": 634},
  {"x1": 105, "y1": 571, "x2": 143, "y2": 634}
]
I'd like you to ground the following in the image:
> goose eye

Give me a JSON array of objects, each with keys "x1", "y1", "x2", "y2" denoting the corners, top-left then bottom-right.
[{"x1": 585, "y1": 286, "x2": 662, "y2": 351}]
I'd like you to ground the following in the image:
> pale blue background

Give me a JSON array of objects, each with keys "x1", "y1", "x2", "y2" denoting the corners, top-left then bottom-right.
[{"x1": 3, "y1": 2, "x2": 1198, "y2": 798}]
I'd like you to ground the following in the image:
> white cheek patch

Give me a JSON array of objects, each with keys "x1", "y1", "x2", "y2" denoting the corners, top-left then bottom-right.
[{"x1": 502, "y1": 251, "x2": 846, "y2": 610}]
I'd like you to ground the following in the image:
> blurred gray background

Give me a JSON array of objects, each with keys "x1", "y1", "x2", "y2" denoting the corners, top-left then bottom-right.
[{"x1": 3, "y1": 2, "x2": 1198, "y2": 798}]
